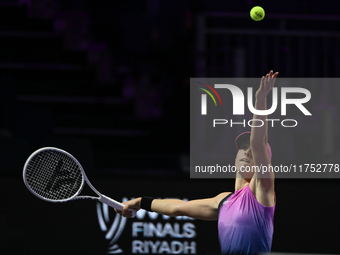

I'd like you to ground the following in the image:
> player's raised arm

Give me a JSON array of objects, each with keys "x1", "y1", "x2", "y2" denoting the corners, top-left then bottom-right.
[
  {"x1": 117, "y1": 192, "x2": 231, "y2": 221},
  {"x1": 250, "y1": 70, "x2": 278, "y2": 205}
]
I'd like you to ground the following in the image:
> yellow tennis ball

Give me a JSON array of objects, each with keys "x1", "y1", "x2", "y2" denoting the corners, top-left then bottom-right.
[{"x1": 250, "y1": 6, "x2": 265, "y2": 21}]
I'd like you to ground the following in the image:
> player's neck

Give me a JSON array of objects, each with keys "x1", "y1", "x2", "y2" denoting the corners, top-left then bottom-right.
[{"x1": 234, "y1": 174, "x2": 251, "y2": 191}]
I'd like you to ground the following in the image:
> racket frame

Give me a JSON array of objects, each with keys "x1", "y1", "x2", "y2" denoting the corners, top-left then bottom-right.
[{"x1": 23, "y1": 147, "x2": 128, "y2": 212}]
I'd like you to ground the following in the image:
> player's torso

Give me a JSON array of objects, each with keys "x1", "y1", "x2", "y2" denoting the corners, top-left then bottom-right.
[{"x1": 218, "y1": 185, "x2": 274, "y2": 255}]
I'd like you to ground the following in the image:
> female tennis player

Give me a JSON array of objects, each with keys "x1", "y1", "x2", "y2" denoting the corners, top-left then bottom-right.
[{"x1": 117, "y1": 70, "x2": 278, "y2": 255}]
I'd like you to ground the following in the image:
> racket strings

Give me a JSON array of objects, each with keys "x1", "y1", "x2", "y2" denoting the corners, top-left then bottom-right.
[{"x1": 25, "y1": 150, "x2": 83, "y2": 201}]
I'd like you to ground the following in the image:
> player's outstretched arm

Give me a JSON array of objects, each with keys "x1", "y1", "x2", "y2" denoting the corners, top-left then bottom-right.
[
  {"x1": 117, "y1": 192, "x2": 231, "y2": 221},
  {"x1": 251, "y1": 70, "x2": 278, "y2": 149},
  {"x1": 250, "y1": 70, "x2": 278, "y2": 207}
]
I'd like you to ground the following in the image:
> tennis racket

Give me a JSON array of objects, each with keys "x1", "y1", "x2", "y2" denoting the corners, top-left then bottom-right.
[{"x1": 23, "y1": 147, "x2": 136, "y2": 217}]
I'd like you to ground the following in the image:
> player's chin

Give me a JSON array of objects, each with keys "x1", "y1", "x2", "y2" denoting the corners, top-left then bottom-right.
[
  {"x1": 236, "y1": 162, "x2": 252, "y2": 170},
  {"x1": 238, "y1": 169, "x2": 255, "y2": 179}
]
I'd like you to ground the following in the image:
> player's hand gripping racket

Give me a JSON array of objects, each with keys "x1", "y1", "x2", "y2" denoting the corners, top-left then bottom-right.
[{"x1": 23, "y1": 147, "x2": 136, "y2": 217}]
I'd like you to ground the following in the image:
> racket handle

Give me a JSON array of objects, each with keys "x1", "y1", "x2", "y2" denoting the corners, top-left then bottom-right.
[{"x1": 99, "y1": 194, "x2": 136, "y2": 218}]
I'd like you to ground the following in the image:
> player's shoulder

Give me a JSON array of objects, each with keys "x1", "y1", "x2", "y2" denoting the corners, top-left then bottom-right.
[
  {"x1": 249, "y1": 179, "x2": 275, "y2": 207},
  {"x1": 216, "y1": 192, "x2": 232, "y2": 198},
  {"x1": 214, "y1": 192, "x2": 232, "y2": 208}
]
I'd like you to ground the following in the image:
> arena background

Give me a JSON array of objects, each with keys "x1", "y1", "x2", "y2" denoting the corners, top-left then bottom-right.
[{"x1": 1, "y1": 0, "x2": 340, "y2": 254}]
